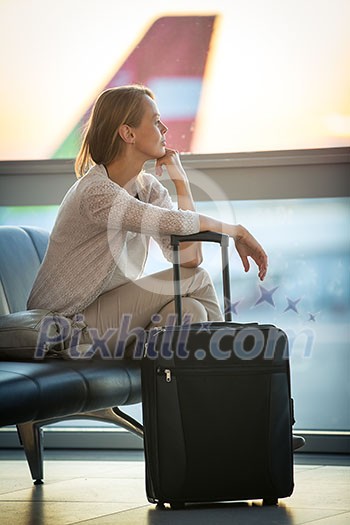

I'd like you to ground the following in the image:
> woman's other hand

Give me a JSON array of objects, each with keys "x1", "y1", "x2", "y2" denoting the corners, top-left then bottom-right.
[{"x1": 232, "y1": 225, "x2": 268, "y2": 281}]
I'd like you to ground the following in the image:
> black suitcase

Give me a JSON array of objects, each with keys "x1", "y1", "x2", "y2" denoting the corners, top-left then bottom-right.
[{"x1": 141, "y1": 231, "x2": 294, "y2": 508}]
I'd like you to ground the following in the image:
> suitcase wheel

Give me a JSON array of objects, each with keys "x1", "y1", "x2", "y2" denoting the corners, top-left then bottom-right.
[
  {"x1": 263, "y1": 497, "x2": 278, "y2": 506},
  {"x1": 155, "y1": 501, "x2": 185, "y2": 510}
]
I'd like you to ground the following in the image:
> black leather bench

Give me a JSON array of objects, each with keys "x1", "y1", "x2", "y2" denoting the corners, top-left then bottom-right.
[{"x1": 0, "y1": 226, "x2": 143, "y2": 484}]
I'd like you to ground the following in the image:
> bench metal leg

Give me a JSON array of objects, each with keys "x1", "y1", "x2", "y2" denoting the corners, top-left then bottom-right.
[
  {"x1": 16, "y1": 407, "x2": 143, "y2": 484},
  {"x1": 16, "y1": 422, "x2": 44, "y2": 484},
  {"x1": 79, "y1": 407, "x2": 144, "y2": 438}
]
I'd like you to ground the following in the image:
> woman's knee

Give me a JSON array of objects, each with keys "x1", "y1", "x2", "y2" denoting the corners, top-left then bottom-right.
[
  {"x1": 181, "y1": 265, "x2": 214, "y2": 290},
  {"x1": 182, "y1": 297, "x2": 208, "y2": 323},
  {"x1": 151, "y1": 297, "x2": 208, "y2": 326},
  {"x1": 181, "y1": 265, "x2": 209, "y2": 279}
]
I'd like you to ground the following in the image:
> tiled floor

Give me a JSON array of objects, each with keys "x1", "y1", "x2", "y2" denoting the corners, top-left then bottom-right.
[{"x1": 0, "y1": 450, "x2": 349, "y2": 525}]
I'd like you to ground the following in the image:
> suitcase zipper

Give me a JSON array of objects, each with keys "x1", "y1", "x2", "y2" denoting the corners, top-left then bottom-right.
[
  {"x1": 156, "y1": 365, "x2": 285, "y2": 383},
  {"x1": 156, "y1": 367, "x2": 172, "y2": 382}
]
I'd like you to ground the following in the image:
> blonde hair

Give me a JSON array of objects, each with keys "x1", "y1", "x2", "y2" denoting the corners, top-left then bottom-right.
[{"x1": 75, "y1": 85, "x2": 155, "y2": 178}]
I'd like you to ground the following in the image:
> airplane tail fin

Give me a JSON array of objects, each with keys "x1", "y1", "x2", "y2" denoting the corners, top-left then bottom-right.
[{"x1": 53, "y1": 15, "x2": 217, "y2": 158}]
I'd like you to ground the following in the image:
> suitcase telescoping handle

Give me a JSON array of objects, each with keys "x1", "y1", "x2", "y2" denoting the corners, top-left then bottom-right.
[{"x1": 170, "y1": 231, "x2": 232, "y2": 323}]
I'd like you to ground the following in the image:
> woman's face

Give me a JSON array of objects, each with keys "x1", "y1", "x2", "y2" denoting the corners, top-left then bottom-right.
[{"x1": 132, "y1": 95, "x2": 168, "y2": 160}]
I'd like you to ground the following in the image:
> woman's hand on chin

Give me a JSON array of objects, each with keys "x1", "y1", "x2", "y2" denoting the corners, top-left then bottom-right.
[{"x1": 155, "y1": 148, "x2": 186, "y2": 180}]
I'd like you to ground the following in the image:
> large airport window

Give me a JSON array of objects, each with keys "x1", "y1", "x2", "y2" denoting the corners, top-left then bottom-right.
[
  {"x1": 0, "y1": 0, "x2": 349, "y2": 160},
  {"x1": 2, "y1": 196, "x2": 348, "y2": 432}
]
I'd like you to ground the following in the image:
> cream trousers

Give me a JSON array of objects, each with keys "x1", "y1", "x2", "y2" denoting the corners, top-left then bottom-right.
[
  {"x1": 77, "y1": 267, "x2": 222, "y2": 357},
  {"x1": 82, "y1": 266, "x2": 223, "y2": 332}
]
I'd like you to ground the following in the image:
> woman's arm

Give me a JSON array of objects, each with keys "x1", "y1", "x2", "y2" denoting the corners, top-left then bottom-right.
[
  {"x1": 198, "y1": 216, "x2": 268, "y2": 281},
  {"x1": 156, "y1": 149, "x2": 268, "y2": 281},
  {"x1": 155, "y1": 149, "x2": 203, "y2": 268}
]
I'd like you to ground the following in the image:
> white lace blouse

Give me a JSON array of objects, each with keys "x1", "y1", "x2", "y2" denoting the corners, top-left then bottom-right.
[{"x1": 27, "y1": 164, "x2": 200, "y2": 316}]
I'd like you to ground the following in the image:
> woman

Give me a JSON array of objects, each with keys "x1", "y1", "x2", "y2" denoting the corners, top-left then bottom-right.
[{"x1": 27, "y1": 85, "x2": 268, "y2": 357}]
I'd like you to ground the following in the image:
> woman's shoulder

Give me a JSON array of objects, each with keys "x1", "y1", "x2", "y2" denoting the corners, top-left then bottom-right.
[
  {"x1": 77, "y1": 164, "x2": 123, "y2": 195},
  {"x1": 79, "y1": 164, "x2": 109, "y2": 187}
]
